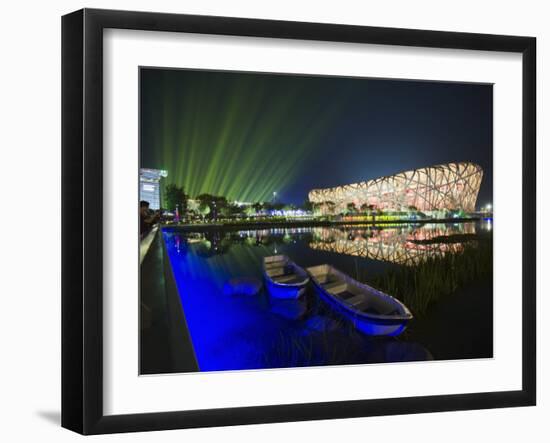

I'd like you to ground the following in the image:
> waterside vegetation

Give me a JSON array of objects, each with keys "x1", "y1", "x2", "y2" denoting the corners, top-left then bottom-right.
[{"x1": 367, "y1": 235, "x2": 493, "y2": 316}]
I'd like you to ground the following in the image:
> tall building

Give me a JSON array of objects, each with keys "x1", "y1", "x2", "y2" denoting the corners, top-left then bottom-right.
[
  {"x1": 308, "y1": 162, "x2": 483, "y2": 215},
  {"x1": 139, "y1": 168, "x2": 168, "y2": 210}
]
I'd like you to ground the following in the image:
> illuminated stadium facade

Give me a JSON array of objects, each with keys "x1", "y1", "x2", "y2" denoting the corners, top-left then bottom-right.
[{"x1": 308, "y1": 162, "x2": 483, "y2": 216}]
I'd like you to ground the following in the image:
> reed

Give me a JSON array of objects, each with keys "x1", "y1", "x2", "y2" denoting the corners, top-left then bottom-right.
[
  {"x1": 368, "y1": 238, "x2": 492, "y2": 316},
  {"x1": 262, "y1": 316, "x2": 360, "y2": 368}
]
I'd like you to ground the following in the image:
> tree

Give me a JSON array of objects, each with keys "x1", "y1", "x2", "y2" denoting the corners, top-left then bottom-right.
[
  {"x1": 302, "y1": 199, "x2": 313, "y2": 212},
  {"x1": 164, "y1": 184, "x2": 188, "y2": 215},
  {"x1": 196, "y1": 194, "x2": 228, "y2": 221},
  {"x1": 218, "y1": 205, "x2": 232, "y2": 219},
  {"x1": 346, "y1": 202, "x2": 357, "y2": 215},
  {"x1": 227, "y1": 203, "x2": 244, "y2": 218},
  {"x1": 244, "y1": 205, "x2": 257, "y2": 217},
  {"x1": 187, "y1": 199, "x2": 199, "y2": 213},
  {"x1": 312, "y1": 203, "x2": 321, "y2": 216},
  {"x1": 197, "y1": 201, "x2": 210, "y2": 219}
]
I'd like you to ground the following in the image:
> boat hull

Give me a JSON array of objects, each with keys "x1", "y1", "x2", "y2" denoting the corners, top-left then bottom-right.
[
  {"x1": 264, "y1": 277, "x2": 307, "y2": 299},
  {"x1": 312, "y1": 282, "x2": 410, "y2": 336},
  {"x1": 263, "y1": 255, "x2": 309, "y2": 299},
  {"x1": 353, "y1": 317, "x2": 408, "y2": 337}
]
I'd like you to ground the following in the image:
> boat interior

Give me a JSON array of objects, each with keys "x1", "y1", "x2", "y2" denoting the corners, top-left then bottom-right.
[
  {"x1": 264, "y1": 257, "x2": 307, "y2": 285},
  {"x1": 307, "y1": 265, "x2": 400, "y2": 316}
]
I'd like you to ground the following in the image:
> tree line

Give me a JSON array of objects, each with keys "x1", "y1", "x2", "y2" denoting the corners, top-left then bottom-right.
[{"x1": 163, "y1": 184, "x2": 310, "y2": 221}]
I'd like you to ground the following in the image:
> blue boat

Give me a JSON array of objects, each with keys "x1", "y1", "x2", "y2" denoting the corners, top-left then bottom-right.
[
  {"x1": 306, "y1": 264, "x2": 413, "y2": 336},
  {"x1": 263, "y1": 255, "x2": 309, "y2": 299}
]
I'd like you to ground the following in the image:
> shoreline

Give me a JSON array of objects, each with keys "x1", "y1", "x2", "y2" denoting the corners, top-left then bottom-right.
[{"x1": 162, "y1": 217, "x2": 483, "y2": 232}]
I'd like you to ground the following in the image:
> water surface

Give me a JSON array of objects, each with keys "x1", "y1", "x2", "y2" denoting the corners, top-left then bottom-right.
[{"x1": 163, "y1": 221, "x2": 493, "y2": 372}]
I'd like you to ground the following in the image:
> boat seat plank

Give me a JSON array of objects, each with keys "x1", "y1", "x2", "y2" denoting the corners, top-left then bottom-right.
[
  {"x1": 274, "y1": 273, "x2": 299, "y2": 283},
  {"x1": 275, "y1": 276, "x2": 305, "y2": 285},
  {"x1": 323, "y1": 281, "x2": 347, "y2": 294},
  {"x1": 266, "y1": 259, "x2": 286, "y2": 266},
  {"x1": 266, "y1": 267, "x2": 286, "y2": 277},
  {"x1": 315, "y1": 277, "x2": 331, "y2": 285}
]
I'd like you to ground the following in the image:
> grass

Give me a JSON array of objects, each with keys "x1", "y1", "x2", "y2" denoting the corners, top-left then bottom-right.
[
  {"x1": 367, "y1": 237, "x2": 493, "y2": 316},
  {"x1": 259, "y1": 299, "x2": 384, "y2": 368}
]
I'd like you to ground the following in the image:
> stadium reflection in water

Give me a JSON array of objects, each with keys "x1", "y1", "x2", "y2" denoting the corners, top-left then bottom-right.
[
  {"x1": 163, "y1": 221, "x2": 492, "y2": 372},
  {"x1": 309, "y1": 222, "x2": 479, "y2": 266}
]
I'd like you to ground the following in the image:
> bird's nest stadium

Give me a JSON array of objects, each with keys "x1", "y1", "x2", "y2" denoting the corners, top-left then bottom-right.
[{"x1": 308, "y1": 162, "x2": 483, "y2": 216}]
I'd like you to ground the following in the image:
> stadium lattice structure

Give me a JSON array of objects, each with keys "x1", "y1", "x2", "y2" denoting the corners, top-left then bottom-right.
[{"x1": 308, "y1": 162, "x2": 483, "y2": 215}]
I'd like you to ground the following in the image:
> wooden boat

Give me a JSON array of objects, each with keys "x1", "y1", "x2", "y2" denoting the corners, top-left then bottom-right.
[
  {"x1": 306, "y1": 264, "x2": 413, "y2": 336},
  {"x1": 263, "y1": 255, "x2": 309, "y2": 299}
]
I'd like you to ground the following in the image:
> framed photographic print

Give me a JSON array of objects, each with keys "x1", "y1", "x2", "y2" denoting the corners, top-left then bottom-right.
[{"x1": 61, "y1": 8, "x2": 536, "y2": 435}]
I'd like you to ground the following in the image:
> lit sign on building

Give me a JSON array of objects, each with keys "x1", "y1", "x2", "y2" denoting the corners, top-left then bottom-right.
[{"x1": 139, "y1": 168, "x2": 168, "y2": 210}]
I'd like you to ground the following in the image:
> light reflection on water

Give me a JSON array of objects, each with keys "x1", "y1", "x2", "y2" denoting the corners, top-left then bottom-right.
[
  {"x1": 310, "y1": 222, "x2": 479, "y2": 265},
  {"x1": 163, "y1": 221, "x2": 490, "y2": 372}
]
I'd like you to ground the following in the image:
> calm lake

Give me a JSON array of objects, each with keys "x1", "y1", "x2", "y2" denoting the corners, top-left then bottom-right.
[{"x1": 163, "y1": 221, "x2": 493, "y2": 372}]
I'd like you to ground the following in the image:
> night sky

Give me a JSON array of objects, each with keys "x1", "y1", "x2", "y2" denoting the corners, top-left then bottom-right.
[{"x1": 140, "y1": 68, "x2": 493, "y2": 209}]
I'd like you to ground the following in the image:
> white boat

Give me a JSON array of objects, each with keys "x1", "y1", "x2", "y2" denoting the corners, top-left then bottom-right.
[
  {"x1": 306, "y1": 264, "x2": 413, "y2": 336},
  {"x1": 263, "y1": 255, "x2": 309, "y2": 299}
]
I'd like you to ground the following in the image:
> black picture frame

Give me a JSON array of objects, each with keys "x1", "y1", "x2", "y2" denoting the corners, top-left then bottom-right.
[{"x1": 62, "y1": 8, "x2": 536, "y2": 435}]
